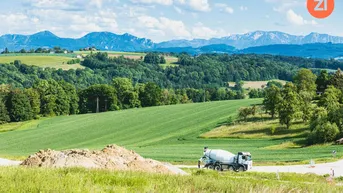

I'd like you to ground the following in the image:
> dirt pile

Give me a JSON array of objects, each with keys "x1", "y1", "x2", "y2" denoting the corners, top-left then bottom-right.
[{"x1": 21, "y1": 145, "x2": 187, "y2": 175}]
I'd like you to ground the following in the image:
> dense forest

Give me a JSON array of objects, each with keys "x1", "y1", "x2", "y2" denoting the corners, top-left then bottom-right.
[{"x1": 2, "y1": 53, "x2": 343, "y2": 90}]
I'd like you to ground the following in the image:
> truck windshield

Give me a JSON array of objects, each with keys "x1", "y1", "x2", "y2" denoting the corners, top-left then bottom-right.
[{"x1": 246, "y1": 156, "x2": 252, "y2": 161}]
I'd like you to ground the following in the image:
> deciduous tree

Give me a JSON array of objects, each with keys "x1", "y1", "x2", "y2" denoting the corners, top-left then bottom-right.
[
  {"x1": 263, "y1": 85, "x2": 281, "y2": 118},
  {"x1": 6, "y1": 89, "x2": 32, "y2": 122},
  {"x1": 278, "y1": 83, "x2": 300, "y2": 129}
]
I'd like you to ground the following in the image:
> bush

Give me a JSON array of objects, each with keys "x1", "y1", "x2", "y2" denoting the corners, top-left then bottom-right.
[
  {"x1": 308, "y1": 121, "x2": 339, "y2": 144},
  {"x1": 14, "y1": 60, "x2": 21, "y2": 65},
  {"x1": 249, "y1": 89, "x2": 265, "y2": 98},
  {"x1": 67, "y1": 59, "x2": 81, "y2": 65},
  {"x1": 238, "y1": 106, "x2": 256, "y2": 121}
]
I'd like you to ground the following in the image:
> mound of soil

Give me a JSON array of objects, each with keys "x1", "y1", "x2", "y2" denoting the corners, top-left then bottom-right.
[{"x1": 21, "y1": 145, "x2": 187, "y2": 175}]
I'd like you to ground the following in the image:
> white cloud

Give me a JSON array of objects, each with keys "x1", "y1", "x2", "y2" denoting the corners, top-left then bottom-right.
[
  {"x1": 192, "y1": 22, "x2": 226, "y2": 39},
  {"x1": 286, "y1": 9, "x2": 304, "y2": 25},
  {"x1": 265, "y1": 0, "x2": 304, "y2": 13},
  {"x1": 130, "y1": 0, "x2": 173, "y2": 5},
  {"x1": 215, "y1": 3, "x2": 234, "y2": 14},
  {"x1": 129, "y1": 0, "x2": 211, "y2": 12},
  {"x1": 188, "y1": 0, "x2": 211, "y2": 12},
  {"x1": 90, "y1": 0, "x2": 104, "y2": 8},
  {"x1": 174, "y1": 6, "x2": 183, "y2": 14},
  {"x1": 225, "y1": 7, "x2": 234, "y2": 14},
  {"x1": 0, "y1": 1, "x2": 120, "y2": 37},
  {"x1": 214, "y1": 3, "x2": 226, "y2": 8},
  {"x1": 240, "y1": 6, "x2": 248, "y2": 11},
  {"x1": 286, "y1": 9, "x2": 317, "y2": 26},
  {"x1": 137, "y1": 15, "x2": 191, "y2": 39}
]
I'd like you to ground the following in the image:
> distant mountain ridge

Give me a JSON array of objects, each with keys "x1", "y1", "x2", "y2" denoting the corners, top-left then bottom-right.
[
  {"x1": 156, "y1": 31, "x2": 343, "y2": 49},
  {"x1": 0, "y1": 31, "x2": 154, "y2": 52},
  {"x1": 1, "y1": 30, "x2": 343, "y2": 59}
]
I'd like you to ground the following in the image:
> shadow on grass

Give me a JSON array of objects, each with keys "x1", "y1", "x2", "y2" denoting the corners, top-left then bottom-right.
[
  {"x1": 230, "y1": 126, "x2": 308, "y2": 137},
  {"x1": 216, "y1": 116, "x2": 274, "y2": 128}
]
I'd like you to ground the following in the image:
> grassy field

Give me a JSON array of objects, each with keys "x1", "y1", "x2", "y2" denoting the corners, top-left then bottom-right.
[
  {"x1": 0, "y1": 167, "x2": 341, "y2": 192},
  {"x1": 1, "y1": 99, "x2": 343, "y2": 165},
  {"x1": 75, "y1": 51, "x2": 178, "y2": 68},
  {"x1": 229, "y1": 80, "x2": 287, "y2": 89},
  {"x1": 201, "y1": 117, "x2": 308, "y2": 140},
  {"x1": 0, "y1": 55, "x2": 84, "y2": 70}
]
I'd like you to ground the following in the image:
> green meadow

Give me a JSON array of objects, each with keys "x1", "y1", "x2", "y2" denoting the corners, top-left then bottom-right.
[
  {"x1": 0, "y1": 99, "x2": 342, "y2": 165},
  {"x1": 0, "y1": 54, "x2": 84, "y2": 70}
]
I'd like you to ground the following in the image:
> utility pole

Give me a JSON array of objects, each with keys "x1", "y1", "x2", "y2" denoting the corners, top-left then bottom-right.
[
  {"x1": 96, "y1": 97, "x2": 99, "y2": 113},
  {"x1": 203, "y1": 90, "x2": 206, "y2": 103}
]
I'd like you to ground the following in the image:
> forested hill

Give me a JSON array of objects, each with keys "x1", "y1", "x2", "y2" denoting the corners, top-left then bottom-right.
[{"x1": 1, "y1": 53, "x2": 343, "y2": 89}]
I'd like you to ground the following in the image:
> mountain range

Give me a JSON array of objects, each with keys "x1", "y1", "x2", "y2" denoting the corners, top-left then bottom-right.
[
  {"x1": 0, "y1": 31, "x2": 154, "y2": 52},
  {"x1": 1, "y1": 30, "x2": 343, "y2": 58},
  {"x1": 157, "y1": 31, "x2": 343, "y2": 49}
]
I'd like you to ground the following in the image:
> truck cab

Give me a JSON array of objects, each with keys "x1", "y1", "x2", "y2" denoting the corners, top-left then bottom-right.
[{"x1": 237, "y1": 152, "x2": 253, "y2": 170}]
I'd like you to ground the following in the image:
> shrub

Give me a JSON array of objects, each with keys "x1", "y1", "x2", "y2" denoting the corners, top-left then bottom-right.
[
  {"x1": 238, "y1": 107, "x2": 252, "y2": 121},
  {"x1": 238, "y1": 106, "x2": 259, "y2": 121},
  {"x1": 67, "y1": 59, "x2": 81, "y2": 65},
  {"x1": 308, "y1": 121, "x2": 339, "y2": 144}
]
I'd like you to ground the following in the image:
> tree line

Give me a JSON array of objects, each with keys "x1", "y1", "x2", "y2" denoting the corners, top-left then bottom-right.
[
  {"x1": 0, "y1": 77, "x2": 247, "y2": 125},
  {"x1": 263, "y1": 68, "x2": 343, "y2": 144},
  {"x1": 2, "y1": 52, "x2": 343, "y2": 91},
  {"x1": 1, "y1": 47, "x2": 73, "y2": 54}
]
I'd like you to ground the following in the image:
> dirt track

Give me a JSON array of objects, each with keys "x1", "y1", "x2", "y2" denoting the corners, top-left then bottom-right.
[{"x1": 251, "y1": 160, "x2": 342, "y2": 176}]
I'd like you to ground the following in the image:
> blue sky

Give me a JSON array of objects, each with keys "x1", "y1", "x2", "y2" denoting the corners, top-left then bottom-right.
[{"x1": 0, "y1": 0, "x2": 342, "y2": 42}]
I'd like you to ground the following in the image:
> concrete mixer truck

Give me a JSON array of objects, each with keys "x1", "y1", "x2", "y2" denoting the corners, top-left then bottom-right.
[{"x1": 198, "y1": 147, "x2": 252, "y2": 172}]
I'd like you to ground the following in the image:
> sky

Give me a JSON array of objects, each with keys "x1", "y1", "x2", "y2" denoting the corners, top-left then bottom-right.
[{"x1": 0, "y1": 0, "x2": 342, "y2": 42}]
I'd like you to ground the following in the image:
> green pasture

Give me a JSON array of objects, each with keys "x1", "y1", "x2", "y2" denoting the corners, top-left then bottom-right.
[
  {"x1": 0, "y1": 55, "x2": 84, "y2": 70},
  {"x1": 0, "y1": 99, "x2": 341, "y2": 164},
  {"x1": 75, "y1": 51, "x2": 178, "y2": 68}
]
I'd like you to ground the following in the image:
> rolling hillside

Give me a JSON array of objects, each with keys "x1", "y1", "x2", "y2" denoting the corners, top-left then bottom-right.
[
  {"x1": 0, "y1": 54, "x2": 84, "y2": 70},
  {"x1": 0, "y1": 99, "x2": 256, "y2": 159},
  {"x1": 1, "y1": 99, "x2": 342, "y2": 164}
]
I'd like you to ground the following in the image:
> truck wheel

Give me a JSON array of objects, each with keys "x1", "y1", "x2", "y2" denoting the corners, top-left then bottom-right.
[
  {"x1": 228, "y1": 166, "x2": 234, "y2": 172},
  {"x1": 214, "y1": 165, "x2": 222, "y2": 171},
  {"x1": 238, "y1": 166, "x2": 244, "y2": 172},
  {"x1": 208, "y1": 164, "x2": 214, "y2": 170}
]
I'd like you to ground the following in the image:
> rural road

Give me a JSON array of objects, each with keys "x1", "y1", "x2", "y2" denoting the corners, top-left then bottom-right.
[
  {"x1": 177, "y1": 160, "x2": 343, "y2": 177},
  {"x1": 0, "y1": 158, "x2": 21, "y2": 166}
]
